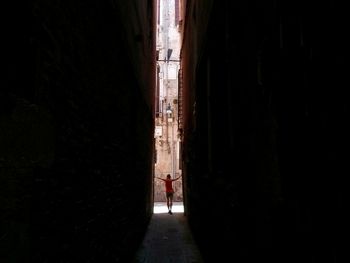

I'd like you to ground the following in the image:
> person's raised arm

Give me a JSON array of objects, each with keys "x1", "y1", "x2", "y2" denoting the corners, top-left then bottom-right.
[
  {"x1": 172, "y1": 175, "x2": 182, "y2": 181},
  {"x1": 155, "y1": 176, "x2": 165, "y2": 181}
]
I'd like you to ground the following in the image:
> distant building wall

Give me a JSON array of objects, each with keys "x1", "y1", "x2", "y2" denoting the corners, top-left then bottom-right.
[{"x1": 154, "y1": 0, "x2": 183, "y2": 202}]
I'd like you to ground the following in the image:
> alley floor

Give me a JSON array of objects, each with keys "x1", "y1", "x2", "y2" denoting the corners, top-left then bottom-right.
[{"x1": 133, "y1": 202, "x2": 204, "y2": 263}]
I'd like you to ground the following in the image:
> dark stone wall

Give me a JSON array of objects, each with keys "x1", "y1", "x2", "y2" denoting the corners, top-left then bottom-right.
[
  {"x1": 181, "y1": 1, "x2": 348, "y2": 262},
  {"x1": 1, "y1": 1, "x2": 155, "y2": 262}
]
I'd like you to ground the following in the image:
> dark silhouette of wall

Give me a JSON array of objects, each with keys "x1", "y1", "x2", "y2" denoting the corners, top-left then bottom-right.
[
  {"x1": 181, "y1": 1, "x2": 348, "y2": 262},
  {"x1": 1, "y1": 1, "x2": 155, "y2": 262}
]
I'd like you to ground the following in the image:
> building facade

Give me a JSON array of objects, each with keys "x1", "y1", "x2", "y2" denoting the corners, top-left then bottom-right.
[{"x1": 154, "y1": 0, "x2": 183, "y2": 202}]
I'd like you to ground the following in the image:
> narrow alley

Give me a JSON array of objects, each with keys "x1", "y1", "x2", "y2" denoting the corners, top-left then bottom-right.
[
  {"x1": 1, "y1": 1, "x2": 348, "y2": 263},
  {"x1": 133, "y1": 202, "x2": 203, "y2": 263}
]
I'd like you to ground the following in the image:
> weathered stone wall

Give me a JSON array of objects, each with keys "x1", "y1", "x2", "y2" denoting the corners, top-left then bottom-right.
[
  {"x1": 181, "y1": 0, "x2": 348, "y2": 262},
  {"x1": 1, "y1": 1, "x2": 155, "y2": 262}
]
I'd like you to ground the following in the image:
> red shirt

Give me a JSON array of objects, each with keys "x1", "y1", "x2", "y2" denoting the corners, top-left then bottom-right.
[{"x1": 165, "y1": 179, "x2": 174, "y2": 193}]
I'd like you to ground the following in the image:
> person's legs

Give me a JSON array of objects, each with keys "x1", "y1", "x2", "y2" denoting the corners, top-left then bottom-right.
[
  {"x1": 169, "y1": 195, "x2": 173, "y2": 211},
  {"x1": 168, "y1": 193, "x2": 174, "y2": 214},
  {"x1": 166, "y1": 195, "x2": 170, "y2": 210},
  {"x1": 166, "y1": 192, "x2": 173, "y2": 214}
]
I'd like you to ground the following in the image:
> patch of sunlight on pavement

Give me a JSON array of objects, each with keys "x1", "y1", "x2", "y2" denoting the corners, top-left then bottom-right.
[{"x1": 153, "y1": 202, "x2": 184, "y2": 214}]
